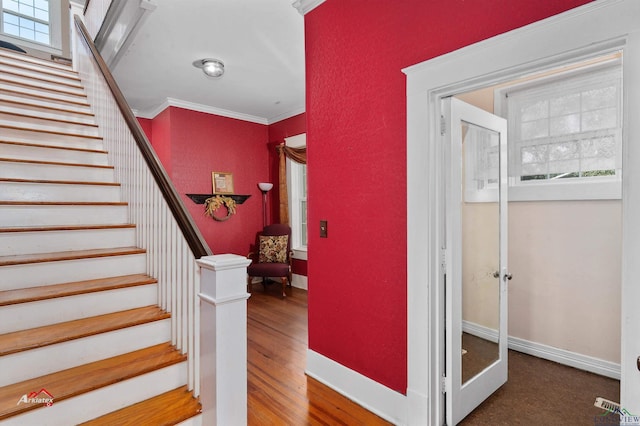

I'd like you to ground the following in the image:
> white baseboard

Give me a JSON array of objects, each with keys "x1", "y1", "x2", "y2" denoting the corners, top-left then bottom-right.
[
  {"x1": 462, "y1": 320, "x2": 621, "y2": 380},
  {"x1": 306, "y1": 350, "x2": 407, "y2": 425},
  {"x1": 291, "y1": 273, "x2": 307, "y2": 290}
]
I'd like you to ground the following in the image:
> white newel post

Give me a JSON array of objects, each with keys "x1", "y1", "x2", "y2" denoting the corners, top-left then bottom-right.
[{"x1": 197, "y1": 254, "x2": 251, "y2": 425}]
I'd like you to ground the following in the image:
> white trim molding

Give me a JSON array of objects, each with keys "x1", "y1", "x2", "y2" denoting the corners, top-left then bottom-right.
[
  {"x1": 135, "y1": 97, "x2": 305, "y2": 125},
  {"x1": 306, "y1": 350, "x2": 407, "y2": 425},
  {"x1": 405, "y1": 0, "x2": 640, "y2": 423},
  {"x1": 292, "y1": 0, "x2": 325, "y2": 15},
  {"x1": 463, "y1": 321, "x2": 621, "y2": 380}
]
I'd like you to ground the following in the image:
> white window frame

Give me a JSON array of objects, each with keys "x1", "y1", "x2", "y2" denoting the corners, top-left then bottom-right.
[
  {"x1": 494, "y1": 58, "x2": 623, "y2": 201},
  {"x1": 1, "y1": 0, "x2": 62, "y2": 54},
  {"x1": 285, "y1": 133, "x2": 307, "y2": 260}
]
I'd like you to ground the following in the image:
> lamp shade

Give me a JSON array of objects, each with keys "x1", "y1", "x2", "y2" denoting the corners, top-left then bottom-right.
[{"x1": 258, "y1": 182, "x2": 274, "y2": 192}]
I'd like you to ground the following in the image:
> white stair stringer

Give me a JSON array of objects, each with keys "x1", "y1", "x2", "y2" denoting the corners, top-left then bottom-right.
[
  {"x1": 0, "y1": 252, "x2": 147, "y2": 290},
  {"x1": 0, "y1": 284, "x2": 156, "y2": 334},
  {"x1": 3, "y1": 361, "x2": 188, "y2": 426},
  {"x1": 0, "y1": 226, "x2": 136, "y2": 256},
  {"x1": 0, "y1": 318, "x2": 171, "y2": 387}
]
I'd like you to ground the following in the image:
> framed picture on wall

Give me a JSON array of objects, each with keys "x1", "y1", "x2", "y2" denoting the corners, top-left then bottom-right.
[{"x1": 212, "y1": 172, "x2": 234, "y2": 194}]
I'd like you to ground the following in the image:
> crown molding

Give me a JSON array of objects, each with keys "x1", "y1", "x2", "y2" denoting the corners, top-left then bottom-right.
[
  {"x1": 135, "y1": 98, "x2": 305, "y2": 125},
  {"x1": 292, "y1": 0, "x2": 325, "y2": 15}
]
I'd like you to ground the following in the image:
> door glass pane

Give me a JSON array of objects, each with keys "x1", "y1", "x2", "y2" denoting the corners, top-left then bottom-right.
[{"x1": 461, "y1": 121, "x2": 501, "y2": 385}]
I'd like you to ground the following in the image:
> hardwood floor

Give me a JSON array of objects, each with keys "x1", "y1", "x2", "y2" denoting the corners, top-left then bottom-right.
[
  {"x1": 247, "y1": 284, "x2": 392, "y2": 425},
  {"x1": 248, "y1": 284, "x2": 620, "y2": 425}
]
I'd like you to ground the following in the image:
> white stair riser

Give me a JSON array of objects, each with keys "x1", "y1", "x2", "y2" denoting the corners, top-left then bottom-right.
[
  {"x1": 0, "y1": 118, "x2": 101, "y2": 138},
  {"x1": 0, "y1": 204, "x2": 128, "y2": 227},
  {"x1": 0, "y1": 110, "x2": 98, "y2": 131},
  {"x1": 0, "y1": 63, "x2": 81, "y2": 87},
  {"x1": 0, "y1": 143, "x2": 108, "y2": 165},
  {"x1": 0, "y1": 181, "x2": 121, "y2": 202},
  {"x1": 0, "y1": 52, "x2": 77, "y2": 77},
  {"x1": 0, "y1": 284, "x2": 156, "y2": 334},
  {"x1": 0, "y1": 92, "x2": 92, "y2": 114},
  {"x1": 0, "y1": 319, "x2": 171, "y2": 387},
  {"x1": 3, "y1": 362, "x2": 188, "y2": 426},
  {"x1": 0, "y1": 87, "x2": 91, "y2": 111},
  {"x1": 0, "y1": 227, "x2": 136, "y2": 256},
  {"x1": 0, "y1": 105, "x2": 96, "y2": 126},
  {"x1": 0, "y1": 74, "x2": 85, "y2": 97},
  {"x1": 0, "y1": 253, "x2": 146, "y2": 290},
  {"x1": 177, "y1": 415, "x2": 203, "y2": 426},
  {"x1": 0, "y1": 82, "x2": 88, "y2": 104},
  {"x1": 0, "y1": 127, "x2": 103, "y2": 150},
  {"x1": 0, "y1": 161, "x2": 114, "y2": 183}
]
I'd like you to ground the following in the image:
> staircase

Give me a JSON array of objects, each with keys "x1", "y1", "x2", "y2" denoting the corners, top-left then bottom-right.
[{"x1": 0, "y1": 48, "x2": 201, "y2": 424}]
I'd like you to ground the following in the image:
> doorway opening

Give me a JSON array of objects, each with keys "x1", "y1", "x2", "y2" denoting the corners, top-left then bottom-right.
[{"x1": 404, "y1": 2, "x2": 640, "y2": 424}]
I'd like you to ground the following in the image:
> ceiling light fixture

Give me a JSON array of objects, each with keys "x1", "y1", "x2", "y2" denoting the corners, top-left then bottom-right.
[{"x1": 193, "y1": 58, "x2": 225, "y2": 78}]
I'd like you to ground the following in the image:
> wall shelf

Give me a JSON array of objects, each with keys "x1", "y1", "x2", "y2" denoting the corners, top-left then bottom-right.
[{"x1": 186, "y1": 194, "x2": 251, "y2": 204}]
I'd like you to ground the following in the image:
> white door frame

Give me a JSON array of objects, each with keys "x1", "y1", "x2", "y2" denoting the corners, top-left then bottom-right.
[{"x1": 404, "y1": 1, "x2": 640, "y2": 424}]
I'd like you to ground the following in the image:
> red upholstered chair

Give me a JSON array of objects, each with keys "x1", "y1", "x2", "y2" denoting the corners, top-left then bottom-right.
[{"x1": 247, "y1": 224, "x2": 292, "y2": 297}]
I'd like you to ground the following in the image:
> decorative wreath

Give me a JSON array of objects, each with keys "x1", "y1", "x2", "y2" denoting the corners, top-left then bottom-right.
[{"x1": 204, "y1": 195, "x2": 237, "y2": 222}]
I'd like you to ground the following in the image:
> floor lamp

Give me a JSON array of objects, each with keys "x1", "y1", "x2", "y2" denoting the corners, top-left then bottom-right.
[{"x1": 258, "y1": 182, "x2": 273, "y2": 228}]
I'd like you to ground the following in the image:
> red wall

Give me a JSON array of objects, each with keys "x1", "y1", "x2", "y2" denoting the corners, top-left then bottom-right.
[
  {"x1": 304, "y1": 0, "x2": 592, "y2": 394},
  {"x1": 138, "y1": 107, "x2": 269, "y2": 255}
]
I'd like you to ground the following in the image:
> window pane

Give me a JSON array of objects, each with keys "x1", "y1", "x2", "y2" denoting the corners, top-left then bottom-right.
[
  {"x1": 300, "y1": 200, "x2": 307, "y2": 246},
  {"x1": 3, "y1": 11, "x2": 18, "y2": 24},
  {"x1": 550, "y1": 93, "x2": 580, "y2": 116},
  {"x1": 20, "y1": 27, "x2": 34, "y2": 39},
  {"x1": 521, "y1": 119, "x2": 548, "y2": 140},
  {"x1": 34, "y1": 7, "x2": 47, "y2": 20},
  {"x1": 548, "y1": 159, "x2": 580, "y2": 174},
  {"x1": 34, "y1": 0, "x2": 47, "y2": 12},
  {"x1": 550, "y1": 114, "x2": 580, "y2": 135},
  {"x1": 582, "y1": 108, "x2": 617, "y2": 131},
  {"x1": 3, "y1": 0, "x2": 20, "y2": 13},
  {"x1": 581, "y1": 137, "x2": 615, "y2": 159},
  {"x1": 582, "y1": 86, "x2": 616, "y2": 111},
  {"x1": 549, "y1": 141, "x2": 579, "y2": 161},
  {"x1": 18, "y1": 3, "x2": 34, "y2": 17},
  {"x1": 34, "y1": 20, "x2": 47, "y2": 33},
  {"x1": 18, "y1": 15, "x2": 34, "y2": 30},
  {"x1": 521, "y1": 100, "x2": 548, "y2": 121},
  {"x1": 34, "y1": 30, "x2": 47, "y2": 43},
  {"x1": 4, "y1": 21, "x2": 19, "y2": 36}
]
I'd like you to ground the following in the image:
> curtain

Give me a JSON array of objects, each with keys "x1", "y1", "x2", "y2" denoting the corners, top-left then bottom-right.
[{"x1": 276, "y1": 143, "x2": 306, "y2": 225}]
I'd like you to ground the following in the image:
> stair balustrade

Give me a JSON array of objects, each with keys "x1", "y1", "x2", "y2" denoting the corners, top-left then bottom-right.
[{"x1": 71, "y1": 12, "x2": 210, "y2": 399}]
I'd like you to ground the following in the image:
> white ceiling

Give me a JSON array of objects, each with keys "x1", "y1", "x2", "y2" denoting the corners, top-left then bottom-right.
[{"x1": 110, "y1": 0, "x2": 305, "y2": 124}]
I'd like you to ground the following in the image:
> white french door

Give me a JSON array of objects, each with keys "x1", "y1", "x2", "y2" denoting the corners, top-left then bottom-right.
[{"x1": 444, "y1": 97, "x2": 510, "y2": 425}]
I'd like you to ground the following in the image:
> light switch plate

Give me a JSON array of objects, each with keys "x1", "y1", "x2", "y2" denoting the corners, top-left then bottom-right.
[{"x1": 320, "y1": 220, "x2": 328, "y2": 238}]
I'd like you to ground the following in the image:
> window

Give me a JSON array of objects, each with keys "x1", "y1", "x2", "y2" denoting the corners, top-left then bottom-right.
[
  {"x1": 3, "y1": 0, "x2": 50, "y2": 44},
  {"x1": 285, "y1": 134, "x2": 307, "y2": 258},
  {"x1": 499, "y1": 58, "x2": 622, "y2": 201}
]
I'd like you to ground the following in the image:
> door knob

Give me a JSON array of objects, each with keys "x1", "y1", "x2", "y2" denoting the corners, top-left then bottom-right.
[
  {"x1": 493, "y1": 271, "x2": 500, "y2": 278},
  {"x1": 504, "y1": 273, "x2": 513, "y2": 281}
]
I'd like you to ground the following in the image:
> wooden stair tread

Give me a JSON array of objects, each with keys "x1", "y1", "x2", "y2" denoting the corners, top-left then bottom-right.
[
  {"x1": 0, "y1": 306, "x2": 169, "y2": 356},
  {"x1": 0, "y1": 138, "x2": 107, "y2": 153},
  {"x1": 0, "y1": 177, "x2": 120, "y2": 186},
  {"x1": 0, "y1": 201, "x2": 127, "y2": 206},
  {"x1": 0, "y1": 77, "x2": 87, "y2": 98},
  {"x1": 0, "y1": 98, "x2": 94, "y2": 116},
  {"x1": 0, "y1": 273, "x2": 156, "y2": 306},
  {"x1": 0, "y1": 49, "x2": 76, "y2": 73},
  {"x1": 0, "y1": 68, "x2": 83, "y2": 89},
  {"x1": 0, "y1": 246, "x2": 145, "y2": 267},
  {"x1": 0, "y1": 122, "x2": 102, "y2": 140},
  {"x1": 79, "y1": 385, "x2": 201, "y2": 425},
  {"x1": 0, "y1": 86, "x2": 90, "y2": 107},
  {"x1": 0, "y1": 343, "x2": 185, "y2": 420},
  {"x1": 0, "y1": 61, "x2": 80, "y2": 83},
  {"x1": 0, "y1": 157, "x2": 113, "y2": 169},
  {"x1": 0, "y1": 224, "x2": 135, "y2": 233},
  {"x1": 0, "y1": 110, "x2": 98, "y2": 127}
]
